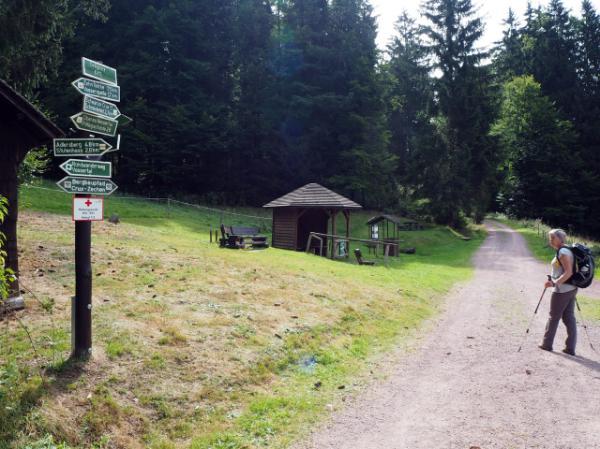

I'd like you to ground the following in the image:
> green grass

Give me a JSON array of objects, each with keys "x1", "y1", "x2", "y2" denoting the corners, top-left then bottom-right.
[
  {"x1": 1, "y1": 181, "x2": 486, "y2": 449},
  {"x1": 493, "y1": 215, "x2": 600, "y2": 322}
]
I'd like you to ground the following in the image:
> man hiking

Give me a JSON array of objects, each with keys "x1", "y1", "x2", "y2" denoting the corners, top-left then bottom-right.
[{"x1": 539, "y1": 229, "x2": 577, "y2": 355}]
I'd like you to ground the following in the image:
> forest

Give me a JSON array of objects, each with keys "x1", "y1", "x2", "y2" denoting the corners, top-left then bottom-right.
[{"x1": 1, "y1": 0, "x2": 599, "y2": 235}]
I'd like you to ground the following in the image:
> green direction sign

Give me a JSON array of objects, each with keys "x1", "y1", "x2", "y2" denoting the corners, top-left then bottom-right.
[
  {"x1": 82, "y1": 57, "x2": 117, "y2": 85},
  {"x1": 53, "y1": 138, "x2": 113, "y2": 157},
  {"x1": 83, "y1": 95, "x2": 120, "y2": 119},
  {"x1": 60, "y1": 159, "x2": 112, "y2": 178},
  {"x1": 71, "y1": 112, "x2": 118, "y2": 137},
  {"x1": 72, "y1": 77, "x2": 120, "y2": 102},
  {"x1": 116, "y1": 114, "x2": 133, "y2": 127},
  {"x1": 57, "y1": 177, "x2": 118, "y2": 195}
]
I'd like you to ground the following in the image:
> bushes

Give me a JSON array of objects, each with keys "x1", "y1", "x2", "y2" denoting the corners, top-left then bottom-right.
[{"x1": 0, "y1": 195, "x2": 14, "y2": 301}]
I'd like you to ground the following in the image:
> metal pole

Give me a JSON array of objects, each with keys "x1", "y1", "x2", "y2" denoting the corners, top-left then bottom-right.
[{"x1": 72, "y1": 214, "x2": 92, "y2": 359}]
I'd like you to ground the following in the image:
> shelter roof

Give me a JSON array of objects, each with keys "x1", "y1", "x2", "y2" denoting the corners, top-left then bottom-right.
[
  {"x1": 263, "y1": 183, "x2": 362, "y2": 209},
  {"x1": 366, "y1": 214, "x2": 410, "y2": 225},
  {"x1": 0, "y1": 78, "x2": 64, "y2": 147}
]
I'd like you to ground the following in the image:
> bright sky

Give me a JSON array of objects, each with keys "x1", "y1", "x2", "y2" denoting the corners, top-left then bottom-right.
[{"x1": 372, "y1": 0, "x2": 600, "y2": 52}]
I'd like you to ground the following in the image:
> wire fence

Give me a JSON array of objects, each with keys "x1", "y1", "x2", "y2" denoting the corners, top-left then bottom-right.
[{"x1": 21, "y1": 184, "x2": 273, "y2": 233}]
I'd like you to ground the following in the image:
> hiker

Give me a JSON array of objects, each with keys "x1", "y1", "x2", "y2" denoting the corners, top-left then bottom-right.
[{"x1": 539, "y1": 229, "x2": 577, "y2": 355}]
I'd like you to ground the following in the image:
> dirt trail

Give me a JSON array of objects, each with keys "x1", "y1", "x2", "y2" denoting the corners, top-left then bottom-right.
[{"x1": 294, "y1": 221, "x2": 600, "y2": 449}]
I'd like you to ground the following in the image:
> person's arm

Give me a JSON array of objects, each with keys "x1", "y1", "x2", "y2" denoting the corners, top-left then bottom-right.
[{"x1": 555, "y1": 250, "x2": 574, "y2": 287}]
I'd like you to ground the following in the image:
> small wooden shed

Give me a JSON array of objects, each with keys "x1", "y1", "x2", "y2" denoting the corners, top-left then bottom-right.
[
  {"x1": 0, "y1": 79, "x2": 64, "y2": 306},
  {"x1": 263, "y1": 183, "x2": 362, "y2": 256}
]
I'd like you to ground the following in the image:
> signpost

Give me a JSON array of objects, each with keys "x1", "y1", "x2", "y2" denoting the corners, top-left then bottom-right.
[
  {"x1": 57, "y1": 177, "x2": 118, "y2": 195},
  {"x1": 53, "y1": 138, "x2": 113, "y2": 157},
  {"x1": 71, "y1": 112, "x2": 118, "y2": 137},
  {"x1": 83, "y1": 95, "x2": 121, "y2": 119},
  {"x1": 82, "y1": 57, "x2": 117, "y2": 85},
  {"x1": 60, "y1": 57, "x2": 129, "y2": 360},
  {"x1": 72, "y1": 77, "x2": 120, "y2": 102},
  {"x1": 60, "y1": 159, "x2": 112, "y2": 178},
  {"x1": 73, "y1": 197, "x2": 104, "y2": 221}
]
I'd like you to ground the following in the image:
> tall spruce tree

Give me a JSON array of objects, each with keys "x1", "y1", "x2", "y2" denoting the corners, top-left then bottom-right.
[
  {"x1": 385, "y1": 11, "x2": 435, "y2": 214},
  {"x1": 493, "y1": 8, "x2": 526, "y2": 82},
  {"x1": 420, "y1": 0, "x2": 496, "y2": 224}
]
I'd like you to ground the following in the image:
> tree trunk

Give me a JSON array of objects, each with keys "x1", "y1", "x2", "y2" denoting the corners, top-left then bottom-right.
[{"x1": 0, "y1": 137, "x2": 23, "y2": 297}]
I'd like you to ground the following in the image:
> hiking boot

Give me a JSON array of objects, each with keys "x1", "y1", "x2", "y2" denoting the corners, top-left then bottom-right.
[
  {"x1": 562, "y1": 348, "x2": 576, "y2": 356},
  {"x1": 538, "y1": 345, "x2": 553, "y2": 352}
]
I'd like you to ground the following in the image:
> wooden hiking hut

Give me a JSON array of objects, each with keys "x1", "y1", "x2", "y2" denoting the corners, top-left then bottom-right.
[
  {"x1": 0, "y1": 79, "x2": 64, "y2": 308},
  {"x1": 263, "y1": 183, "x2": 362, "y2": 257}
]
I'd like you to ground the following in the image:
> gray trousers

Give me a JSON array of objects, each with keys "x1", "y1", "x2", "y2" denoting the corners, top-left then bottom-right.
[{"x1": 542, "y1": 289, "x2": 577, "y2": 352}]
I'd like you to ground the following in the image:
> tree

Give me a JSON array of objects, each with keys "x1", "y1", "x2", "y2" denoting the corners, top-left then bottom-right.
[
  {"x1": 493, "y1": 8, "x2": 526, "y2": 82},
  {"x1": 491, "y1": 76, "x2": 585, "y2": 226},
  {"x1": 0, "y1": 0, "x2": 110, "y2": 96},
  {"x1": 420, "y1": 0, "x2": 496, "y2": 224}
]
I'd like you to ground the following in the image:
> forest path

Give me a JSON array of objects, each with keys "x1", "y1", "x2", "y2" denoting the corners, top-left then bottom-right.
[{"x1": 293, "y1": 221, "x2": 600, "y2": 449}]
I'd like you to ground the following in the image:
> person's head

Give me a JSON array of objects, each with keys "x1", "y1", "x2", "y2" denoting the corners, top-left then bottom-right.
[{"x1": 548, "y1": 228, "x2": 567, "y2": 249}]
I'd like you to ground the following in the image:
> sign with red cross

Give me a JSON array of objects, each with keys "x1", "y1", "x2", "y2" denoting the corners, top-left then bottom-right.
[{"x1": 73, "y1": 197, "x2": 104, "y2": 222}]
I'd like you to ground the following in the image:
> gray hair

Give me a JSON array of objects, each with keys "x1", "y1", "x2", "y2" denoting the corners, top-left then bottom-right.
[{"x1": 549, "y1": 228, "x2": 567, "y2": 243}]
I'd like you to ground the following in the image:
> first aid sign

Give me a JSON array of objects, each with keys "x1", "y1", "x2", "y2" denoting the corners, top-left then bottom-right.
[{"x1": 73, "y1": 197, "x2": 104, "y2": 222}]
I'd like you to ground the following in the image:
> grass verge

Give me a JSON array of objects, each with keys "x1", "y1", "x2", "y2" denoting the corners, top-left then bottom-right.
[{"x1": 1, "y1": 182, "x2": 485, "y2": 448}]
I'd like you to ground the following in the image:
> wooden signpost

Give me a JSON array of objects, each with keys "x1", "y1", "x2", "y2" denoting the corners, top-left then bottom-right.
[{"x1": 54, "y1": 57, "x2": 129, "y2": 360}]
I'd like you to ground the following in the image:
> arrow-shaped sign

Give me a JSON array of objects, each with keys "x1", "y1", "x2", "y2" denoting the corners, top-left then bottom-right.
[
  {"x1": 83, "y1": 95, "x2": 121, "y2": 119},
  {"x1": 53, "y1": 138, "x2": 113, "y2": 157},
  {"x1": 71, "y1": 112, "x2": 118, "y2": 137},
  {"x1": 72, "y1": 77, "x2": 120, "y2": 102},
  {"x1": 60, "y1": 159, "x2": 112, "y2": 178},
  {"x1": 57, "y1": 177, "x2": 118, "y2": 196},
  {"x1": 82, "y1": 57, "x2": 117, "y2": 85}
]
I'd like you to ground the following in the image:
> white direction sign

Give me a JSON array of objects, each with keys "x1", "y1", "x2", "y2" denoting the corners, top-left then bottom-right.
[
  {"x1": 73, "y1": 197, "x2": 104, "y2": 222},
  {"x1": 60, "y1": 159, "x2": 112, "y2": 178},
  {"x1": 57, "y1": 177, "x2": 118, "y2": 195},
  {"x1": 72, "y1": 77, "x2": 120, "y2": 102},
  {"x1": 83, "y1": 95, "x2": 121, "y2": 119}
]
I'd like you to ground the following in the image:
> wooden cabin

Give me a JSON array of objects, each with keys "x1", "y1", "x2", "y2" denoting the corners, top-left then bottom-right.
[
  {"x1": 0, "y1": 79, "x2": 64, "y2": 309},
  {"x1": 263, "y1": 183, "x2": 362, "y2": 257}
]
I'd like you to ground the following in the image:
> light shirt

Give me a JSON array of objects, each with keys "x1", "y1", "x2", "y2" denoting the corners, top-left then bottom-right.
[{"x1": 551, "y1": 247, "x2": 577, "y2": 293}]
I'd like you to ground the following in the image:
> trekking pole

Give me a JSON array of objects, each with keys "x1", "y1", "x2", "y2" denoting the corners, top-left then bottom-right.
[
  {"x1": 575, "y1": 299, "x2": 598, "y2": 355},
  {"x1": 517, "y1": 276, "x2": 552, "y2": 352}
]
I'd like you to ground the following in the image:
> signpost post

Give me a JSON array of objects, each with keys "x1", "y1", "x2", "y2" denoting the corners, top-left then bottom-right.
[{"x1": 56, "y1": 57, "x2": 130, "y2": 360}]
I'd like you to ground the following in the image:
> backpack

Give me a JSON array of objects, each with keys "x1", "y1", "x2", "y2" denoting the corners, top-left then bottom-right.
[{"x1": 556, "y1": 244, "x2": 595, "y2": 288}]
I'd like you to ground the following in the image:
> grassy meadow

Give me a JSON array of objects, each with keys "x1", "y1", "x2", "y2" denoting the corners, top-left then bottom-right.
[{"x1": 1, "y1": 182, "x2": 485, "y2": 449}]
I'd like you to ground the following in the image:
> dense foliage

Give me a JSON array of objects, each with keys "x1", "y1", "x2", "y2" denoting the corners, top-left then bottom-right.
[
  {"x1": 2, "y1": 0, "x2": 599, "y2": 235},
  {"x1": 0, "y1": 196, "x2": 13, "y2": 300}
]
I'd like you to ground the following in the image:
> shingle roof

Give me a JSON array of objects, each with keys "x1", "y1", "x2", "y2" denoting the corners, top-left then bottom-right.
[
  {"x1": 367, "y1": 214, "x2": 407, "y2": 225},
  {"x1": 263, "y1": 183, "x2": 362, "y2": 209},
  {"x1": 0, "y1": 79, "x2": 64, "y2": 145}
]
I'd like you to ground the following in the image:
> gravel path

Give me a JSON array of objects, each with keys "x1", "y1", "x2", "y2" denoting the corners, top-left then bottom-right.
[{"x1": 293, "y1": 220, "x2": 600, "y2": 449}]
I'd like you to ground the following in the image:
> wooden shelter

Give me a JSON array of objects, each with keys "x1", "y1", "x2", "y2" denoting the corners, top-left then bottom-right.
[
  {"x1": 0, "y1": 79, "x2": 64, "y2": 307},
  {"x1": 366, "y1": 214, "x2": 409, "y2": 257},
  {"x1": 263, "y1": 183, "x2": 362, "y2": 257}
]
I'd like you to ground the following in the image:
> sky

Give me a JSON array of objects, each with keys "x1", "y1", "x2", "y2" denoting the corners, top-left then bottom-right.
[{"x1": 371, "y1": 0, "x2": 600, "y2": 52}]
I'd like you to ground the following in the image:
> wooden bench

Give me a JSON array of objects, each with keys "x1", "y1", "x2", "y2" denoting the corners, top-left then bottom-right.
[
  {"x1": 354, "y1": 248, "x2": 374, "y2": 266},
  {"x1": 220, "y1": 225, "x2": 268, "y2": 249}
]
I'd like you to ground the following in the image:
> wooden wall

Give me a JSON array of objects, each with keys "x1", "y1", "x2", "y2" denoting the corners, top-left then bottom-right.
[{"x1": 272, "y1": 208, "x2": 298, "y2": 250}]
